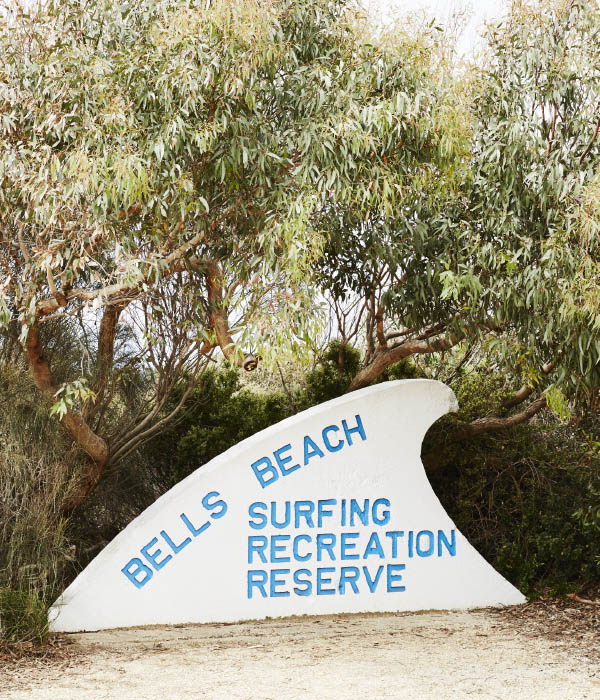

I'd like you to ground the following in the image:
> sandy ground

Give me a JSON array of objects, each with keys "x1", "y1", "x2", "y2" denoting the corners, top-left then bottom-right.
[{"x1": 1, "y1": 605, "x2": 599, "y2": 700}]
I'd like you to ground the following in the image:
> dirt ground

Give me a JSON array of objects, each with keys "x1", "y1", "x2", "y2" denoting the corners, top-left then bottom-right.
[{"x1": 1, "y1": 600, "x2": 599, "y2": 700}]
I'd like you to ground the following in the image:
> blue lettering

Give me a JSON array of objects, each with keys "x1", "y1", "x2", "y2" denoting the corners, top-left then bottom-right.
[
  {"x1": 248, "y1": 536, "x2": 268, "y2": 564},
  {"x1": 303, "y1": 435, "x2": 324, "y2": 464},
  {"x1": 340, "y1": 532, "x2": 360, "y2": 560},
  {"x1": 271, "y1": 501, "x2": 291, "y2": 529},
  {"x1": 248, "y1": 502, "x2": 268, "y2": 530},
  {"x1": 416, "y1": 530, "x2": 434, "y2": 557},
  {"x1": 251, "y1": 456, "x2": 278, "y2": 488},
  {"x1": 270, "y1": 534, "x2": 291, "y2": 562},
  {"x1": 338, "y1": 566, "x2": 360, "y2": 594},
  {"x1": 322, "y1": 425, "x2": 344, "y2": 452},
  {"x1": 372, "y1": 498, "x2": 390, "y2": 526},
  {"x1": 362, "y1": 565, "x2": 384, "y2": 593},
  {"x1": 180, "y1": 511, "x2": 210, "y2": 536},
  {"x1": 363, "y1": 532, "x2": 385, "y2": 559},
  {"x1": 438, "y1": 530, "x2": 456, "y2": 557},
  {"x1": 317, "y1": 499, "x2": 336, "y2": 527},
  {"x1": 160, "y1": 529, "x2": 191, "y2": 555},
  {"x1": 342, "y1": 414, "x2": 366, "y2": 445},
  {"x1": 317, "y1": 567, "x2": 336, "y2": 595},
  {"x1": 316, "y1": 533, "x2": 336, "y2": 561},
  {"x1": 122, "y1": 558, "x2": 153, "y2": 589},
  {"x1": 274, "y1": 444, "x2": 300, "y2": 476},
  {"x1": 385, "y1": 531, "x2": 404, "y2": 558},
  {"x1": 202, "y1": 491, "x2": 228, "y2": 519},
  {"x1": 270, "y1": 569, "x2": 290, "y2": 597},
  {"x1": 350, "y1": 499, "x2": 369, "y2": 526},
  {"x1": 293, "y1": 534, "x2": 312, "y2": 562},
  {"x1": 141, "y1": 537, "x2": 173, "y2": 570},
  {"x1": 294, "y1": 500, "x2": 315, "y2": 528},
  {"x1": 293, "y1": 569, "x2": 312, "y2": 596},
  {"x1": 247, "y1": 570, "x2": 267, "y2": 598},
  {"x1": 387, "y1": 564, "x2": 406, "y2": 592}
]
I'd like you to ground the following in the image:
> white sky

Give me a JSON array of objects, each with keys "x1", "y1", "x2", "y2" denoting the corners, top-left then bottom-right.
[{"x1": 365, "y1": 0, "x2": 509, "y2": 55}]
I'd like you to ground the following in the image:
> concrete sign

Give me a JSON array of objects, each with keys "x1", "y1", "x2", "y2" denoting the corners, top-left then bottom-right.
[{"x1": 49, "y1": 380, "x2": 525, "y2": 632}]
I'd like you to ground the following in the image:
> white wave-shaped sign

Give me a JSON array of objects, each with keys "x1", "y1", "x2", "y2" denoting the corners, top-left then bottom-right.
[{"x1": 49, "y1": 380, "x2": 525, "y2": 631}]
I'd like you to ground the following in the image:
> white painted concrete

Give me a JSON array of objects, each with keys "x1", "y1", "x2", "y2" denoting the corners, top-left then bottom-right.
[{"x1": 49, "y1": 380, "x2": 525, "y2": 632}]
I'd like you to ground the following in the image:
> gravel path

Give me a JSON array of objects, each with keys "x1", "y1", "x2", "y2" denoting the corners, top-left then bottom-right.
[{"x1": 1, "y1": 602, "x2": 599, "y2": 700}]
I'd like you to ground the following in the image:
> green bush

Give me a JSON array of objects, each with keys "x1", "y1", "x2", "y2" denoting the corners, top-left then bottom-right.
[
  {"x1": 301, "y1": 340, "x2": 361, "y2": 402},
  {"x1": 151, "y1": 368, "x2": 292, "y2": 484},
  {"x1": 427, "y1": 373, "x2": 600, "y2": 595},
  {"x1": 0, "y1": 588, "x2": 49, "y2": 644}
]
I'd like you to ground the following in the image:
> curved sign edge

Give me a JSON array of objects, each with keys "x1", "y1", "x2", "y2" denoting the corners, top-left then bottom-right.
[{"x1": 49, "y1": 379, "x2": 525, "y2": 631}]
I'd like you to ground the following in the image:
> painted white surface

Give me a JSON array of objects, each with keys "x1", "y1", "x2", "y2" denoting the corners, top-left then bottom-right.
[{"x1": 49, "y1": 380, "x2": 525, "y2": 632}]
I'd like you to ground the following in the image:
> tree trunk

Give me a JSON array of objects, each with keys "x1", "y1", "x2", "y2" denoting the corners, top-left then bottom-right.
[{"x1": 23, "y1": 322, "x2": 109, "y2": 511}]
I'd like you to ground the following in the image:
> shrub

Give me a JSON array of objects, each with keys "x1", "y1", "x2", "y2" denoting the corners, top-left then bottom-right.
[
  {"x1": 0, "y1": 588, "x2": 49, "y2": 644},
  {"x1": 301, "y1": 340, "x2": 361, "y2": 402},
  {"x1": 148, "y1": 368, "x2": 292, "y2": 484},
  {"x1": 427, "y1": 373, "x2": 600, "y2": 595}
]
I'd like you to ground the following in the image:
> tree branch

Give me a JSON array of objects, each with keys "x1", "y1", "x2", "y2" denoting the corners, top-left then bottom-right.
[
  {"x1": 501, "y1": 362, "x2": 553, "y2": 409},
  {"x1": 546, "y1": 102, "x2": 557, "y2": 157},
  {"x1": 84, "y1": 301, "x2": 129, "y2": 422},
  {"x1": 422, "y1": 395, "x2": 547, "y2": 473},
  {"x1": 17, "y1": 223, "x2": 31, "y2": 263},
  {"x1": 579, "y1": 116, "x2": 600, "y2": 164},
  {"x1": 109, "y1": 370, "x2": 200, "y2": 465},
  {"x1": 347, "y1": 331, "x2": 464, "y2": 392},
  {"x1": 205, "y1": 260, "x2": 257, "y2": 370}
]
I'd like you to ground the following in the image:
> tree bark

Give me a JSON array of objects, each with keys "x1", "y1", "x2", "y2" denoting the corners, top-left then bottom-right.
[
  {"x1": 85, "y1": 302, "x2": 128, "y2": 422},
  {"x1": 23, "y1": 323, "x2": 109, "y2": 511},
  {"x1": 501, "y1": 362, "x2": 553, "y2": 409},
  {"x1": 347, "y1": 334, "x2": 461, "y2": 392},
  {"x1": 205, "y1": 261, "x2": 247, "y2": 368}
]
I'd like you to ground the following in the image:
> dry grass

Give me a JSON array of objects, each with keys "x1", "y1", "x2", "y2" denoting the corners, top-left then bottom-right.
[{"x1": 0, "y1": 362, "x2": 78, "y2": 642}]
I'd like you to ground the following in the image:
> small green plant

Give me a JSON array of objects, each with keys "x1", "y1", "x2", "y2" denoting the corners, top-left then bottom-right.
[
  {"x1": 0, "y1": 588, "x2": 49, "y2": 644},
  {"x1": 545, "y1": 385, "x2": 571, "y2": 423},
  {"x1": 50, "y1": 378, "x2": 97, "y2": 420}
]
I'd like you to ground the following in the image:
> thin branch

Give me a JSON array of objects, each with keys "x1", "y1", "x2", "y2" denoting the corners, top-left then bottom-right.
[
  {"x1": 17, "y1": 223, "x2": 30, "y2": 263},
  {"x1": 546, "y1": 102, "x2": 557, "y2": 157},
  {"x1": 502, "y1": 362, "x2": 553, "y2": 409},
  {"x1": 276, "y1": 360, "x2": 296, "y2": 413},
  {"x1": 579, "y1": 117, "x2": 600, "y2": 164},
  {"x1": 110, "y1": 377, "x2": 197, "y2": 464}
]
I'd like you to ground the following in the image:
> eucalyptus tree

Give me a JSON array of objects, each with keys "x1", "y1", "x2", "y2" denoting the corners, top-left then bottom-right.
[
  {"x1": 0, "y1": 0, "x2": 450, "y2": 508},
  {"x1": 468, "y1": 0, "x2": 600, "y2": 396},
  {"x1": 318, "y1": 0, "x2": 600, "y2": 443}
]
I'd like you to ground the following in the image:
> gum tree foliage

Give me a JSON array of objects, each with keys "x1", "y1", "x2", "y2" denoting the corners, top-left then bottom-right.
[
  {"x1": 317, "y1": 0, "x2": 600, "y2": 440},
  {"x1": 469, "y1": 0, "x2": 600, "y2": 393},
  {"x1": 0, "y1": 0, "x2": 453, "y2": 508}
]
